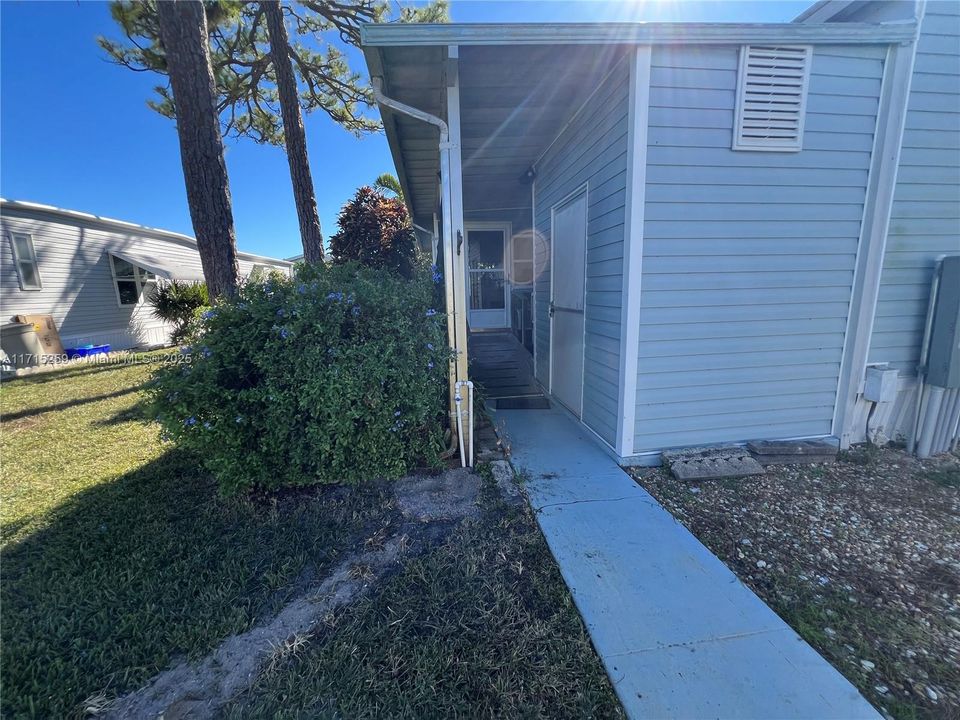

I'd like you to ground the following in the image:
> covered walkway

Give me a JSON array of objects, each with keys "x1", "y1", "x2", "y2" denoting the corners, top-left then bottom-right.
[
  {"x1": 494, "y1": 405, "x2": 880, "y2": 719},
  {"x1": 468, "y1": 331, "x2": 543, "y2": 404}
]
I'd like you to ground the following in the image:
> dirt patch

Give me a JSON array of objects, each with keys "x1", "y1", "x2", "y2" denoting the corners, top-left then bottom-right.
[
  {"x1": 394, "y1": 467, "x2": 482, "y2": 522},
  {"x1": 631, "y1": 447, "x2": 960, "y2": 720},
  {"x1": 102, "y1": 467, "x2": 484, "y2": 720}
]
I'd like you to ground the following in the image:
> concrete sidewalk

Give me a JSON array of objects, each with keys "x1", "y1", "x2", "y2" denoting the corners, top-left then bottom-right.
[{"x1": 496, "y1": 406, "x2": 880, "y2": 719}]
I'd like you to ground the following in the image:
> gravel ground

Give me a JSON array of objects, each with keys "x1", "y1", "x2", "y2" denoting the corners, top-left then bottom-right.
[{"x1": 631, "y1": 446, "x2": 960, "y2": 720}]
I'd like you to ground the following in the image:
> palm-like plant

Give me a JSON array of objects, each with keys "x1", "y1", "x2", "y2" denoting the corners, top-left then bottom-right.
[
  {"x1": 373, "y1": 172, "x2": 403, "y2": 199},
  {"x1": 149, "y1": 280, "x2": 209, "y2": 344}
]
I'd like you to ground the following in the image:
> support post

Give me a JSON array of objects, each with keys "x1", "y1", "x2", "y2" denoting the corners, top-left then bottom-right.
[{"x1": 446, "y1": 45, "x2": 472, "y2": 461}]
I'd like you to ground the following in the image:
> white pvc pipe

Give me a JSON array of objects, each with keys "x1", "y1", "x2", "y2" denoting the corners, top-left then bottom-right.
[
  {"x1": 455, "y1": 386, "x2": 465, "y2": 468},
  {"x1": 454, "y1": 380, "x2": 475, "y2": 467}
]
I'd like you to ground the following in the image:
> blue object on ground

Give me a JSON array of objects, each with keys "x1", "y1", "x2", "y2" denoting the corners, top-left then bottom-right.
[
  {"x1": 66, "y1": 344, "x2": 110, "y2": 359},
  {"x1": 495, "y1": 405, "x2": 881, "y2": 720}
]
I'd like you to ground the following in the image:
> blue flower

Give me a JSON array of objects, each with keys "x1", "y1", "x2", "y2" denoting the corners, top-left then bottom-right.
[
  {"x1": 201, "y1": 346, "x2": 212, "y2": 358},
  {"x1": 280, "y1": 328, "x2": 290, "y2": 340},
  {"x1": 351, "y1": 306, "x2": 361, "y2": 317},
  {"x1": 426, "y1": 343, "x2": 434, "y2": 351},
  {"x1": 394, "y1": 410, "x2": 402, "y2": 417},
  {"x1": 237, "y1": 301, "x2": 248, "y2": 309},
  {"x1": 428, "y1": 361, "x2": 434, "y2": 370},
  {"x1": 426, "y1": 309, "x2": 437, "y2": 317},
  {"x1": 327, "y1": 291, "x2": 344, "y2": 302},
  {"x1": 235, "y1": 416, "x2": 243, "y2": 424},
  {"x1": 277, "y1": 308, "x2": 287, "y2": 317},
  {"x1": 297, "y1": 283, "x2": 308, "y2": 294},
  {"x1": 431, "y1": 265, "x2": 442, "y2": 284},
  {"x1": 202, "y1": 309, "x2": 217, "y2": 320},
  {"x1": 184, "y1": 416, "x2": 196, "y2": 427},
  {"x1": 203, "y1": 421, "x2": 212, "y2": 430}
]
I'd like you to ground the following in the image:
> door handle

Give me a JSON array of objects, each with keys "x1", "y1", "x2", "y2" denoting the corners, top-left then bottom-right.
[{"x1": 549, "y1": 301, "x2": 555, "y2": 317}]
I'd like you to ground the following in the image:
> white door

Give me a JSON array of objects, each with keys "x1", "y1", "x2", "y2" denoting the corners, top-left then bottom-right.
[
  {"x1": 550, "y1": 190, "x2": 588, "y2": 417},
  {"x1": 467, "y1": 227, "x2": 508, "y2": 329}
]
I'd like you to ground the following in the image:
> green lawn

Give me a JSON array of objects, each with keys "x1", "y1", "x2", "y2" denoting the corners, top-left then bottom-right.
[
  {"x1": 1, "y1": 356, "x2": 394, "y2": 719},
  {"x1": 1, "y1": 355, "x2": 621, "y2": 719}
]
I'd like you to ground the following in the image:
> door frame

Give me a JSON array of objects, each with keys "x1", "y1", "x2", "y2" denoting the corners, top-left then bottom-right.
[
  {"x1": 548, "y1": 183, "x2": 589, "y2": 417},
  {"x1": 464, "y1": 221, "x2": 512, "y2": 330}
]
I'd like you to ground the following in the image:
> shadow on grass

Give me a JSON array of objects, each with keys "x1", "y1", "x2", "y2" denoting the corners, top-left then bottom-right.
[
  {"x1": 1, "y1": 386, "x2": 141, "y2": 422},
  {"x1": 0, "y1": 449, "x2": 394, "y2": 720},
  {"x1": 5, "y1": 360, "x2": 140, "y2": 386}
]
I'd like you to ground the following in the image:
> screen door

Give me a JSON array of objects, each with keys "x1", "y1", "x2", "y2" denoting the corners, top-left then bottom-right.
[{"x1": 467, "y1": 227, "x2": 508, "y2": 329}]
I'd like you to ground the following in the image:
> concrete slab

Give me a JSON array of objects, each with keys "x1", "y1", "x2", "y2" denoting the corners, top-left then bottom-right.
[
  {"x1": 493, "y1": 406, "x2": 880, "y2": 720},
  {"x1": 608, "y1": 629, "x2": 874, "y2": 720},
  {"x1": 663, "y1": 446, "x2": 767, "y2": 480}
]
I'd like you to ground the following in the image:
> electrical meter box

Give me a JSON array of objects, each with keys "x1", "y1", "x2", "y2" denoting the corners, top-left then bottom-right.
[{"x1": 926, "y1": 255, "x2": 960, "y2": 389}]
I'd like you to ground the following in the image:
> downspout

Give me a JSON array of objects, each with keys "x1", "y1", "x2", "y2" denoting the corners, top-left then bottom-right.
[{"x1": 371, "y1": 77, "x2": 464, "y2": 463}]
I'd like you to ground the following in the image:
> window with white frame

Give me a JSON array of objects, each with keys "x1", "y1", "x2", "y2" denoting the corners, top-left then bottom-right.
[
  {"x1": 10, "y1": 232, "x2": 42, "y2": 290},
  {"x1": 733, "y1": 45, "x2": 812, "y2": 152},
  {"x1": 511, "y1": 231, "x2": 534, "y2": 286},
  {"x1": 109, "y1": 255, "x2": 156, "y2": 306}
]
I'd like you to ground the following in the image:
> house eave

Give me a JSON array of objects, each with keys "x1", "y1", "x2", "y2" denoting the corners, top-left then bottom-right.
[
  {"x1": 361, "y1": 21, "x2": 917, "y2": 48},
  {"x1": 0, "y1": 198, "x2": 294, "y2": 267}
]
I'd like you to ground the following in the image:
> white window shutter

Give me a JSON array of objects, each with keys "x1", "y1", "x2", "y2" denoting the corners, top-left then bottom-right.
[{"x1": 733, "y1": 45, "x2": 812, "y2": 152}]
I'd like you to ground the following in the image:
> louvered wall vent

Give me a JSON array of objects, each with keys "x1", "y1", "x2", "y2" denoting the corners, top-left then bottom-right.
[{"x1": 733, "y1": 45, "x2": 812, "y2": 152}]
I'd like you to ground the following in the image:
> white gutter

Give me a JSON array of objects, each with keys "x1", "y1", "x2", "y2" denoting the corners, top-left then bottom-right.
[
  {"x1": 371, "y1": 76, "x2": 467, "y2": 465},
  {"x1": 361, "y1": 20, "x2": 916, "y2": 47}
]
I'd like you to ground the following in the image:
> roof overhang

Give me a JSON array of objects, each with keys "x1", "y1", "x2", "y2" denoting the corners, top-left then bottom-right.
[
  {"x1": 111, "y1": 250, "x2": 206, "y2": 283},
  {"x1": 361, "y1": 20, "x2": 917, "y2": 48}
]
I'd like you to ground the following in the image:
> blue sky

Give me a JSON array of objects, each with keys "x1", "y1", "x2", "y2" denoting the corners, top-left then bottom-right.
[{"x1": 1, "y1": 0, "x2": 813, "y2": 259}]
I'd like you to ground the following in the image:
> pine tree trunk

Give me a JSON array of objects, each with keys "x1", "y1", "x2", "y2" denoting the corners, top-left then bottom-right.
[
  {"x1": 263, "y1": 0, "x2": 324, "y2": 264},
  {"x1": 156, "y1": 0, "x2": 239, "y2": 298}
]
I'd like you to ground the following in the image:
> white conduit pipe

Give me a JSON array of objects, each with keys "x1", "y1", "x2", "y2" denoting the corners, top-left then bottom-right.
[
  {"x1": 371, "y1": 77, "x2": 471, "y2": 468},
  {"x1": 454, "y1": 380, "x2": 475, "y2": 468}
]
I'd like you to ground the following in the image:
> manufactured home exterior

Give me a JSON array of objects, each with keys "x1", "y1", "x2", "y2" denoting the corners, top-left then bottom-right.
[
  {"x1": 1, "y1": 200, "x2": 293, "y2": 352},
  {"x1": 362, "y1": 0, "x2": 959, "y2": 464},
  {"x1": 799, "y1": 0, "x2": 960, "y2": 447}
]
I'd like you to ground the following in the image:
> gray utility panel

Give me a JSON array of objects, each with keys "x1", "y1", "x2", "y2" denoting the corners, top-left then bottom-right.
[{"x1": 926, "y1": 255, "x2": 960, "y2": 389}]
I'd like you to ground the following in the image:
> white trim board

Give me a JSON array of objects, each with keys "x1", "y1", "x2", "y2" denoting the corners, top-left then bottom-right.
[
  {"x1": 616, "y1": 45, "x2": 651, "y2": 458},
  {"x1": 832, "y1": 17, "x2": 922, "y2": 448},
  {"x1": 361, "y1": 21, "x2": 917, "y2": 47}
]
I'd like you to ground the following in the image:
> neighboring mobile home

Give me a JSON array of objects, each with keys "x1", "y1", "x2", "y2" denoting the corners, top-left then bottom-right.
[
  {"x1": 361, "y1": 0, "x2": 959, "y2": 464},
  {"x1": 1, "y1": 199, "x2": 292, "y2": 353}
]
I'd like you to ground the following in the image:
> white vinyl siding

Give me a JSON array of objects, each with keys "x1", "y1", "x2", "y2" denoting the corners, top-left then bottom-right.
[
  {"x1": 634, "y1": 44, "x2": 884, "y2": 452},
  {"x1": 0, "y1": 207, "x2": 289, "y2": 350},
  {"x1": 9, "y1": 232, "x2": 42, "y2": 290},
  {"x1": 733, "y1": 45, "x2": 812, "y2": 151},
  {"x1": 869, "y1": 3, "x2": 960, "y2": 373}
]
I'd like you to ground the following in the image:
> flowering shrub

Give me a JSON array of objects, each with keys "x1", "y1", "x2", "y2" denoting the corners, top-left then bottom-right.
[{"x1": 148, "y1": 262, "x2": 449, "y2": 493}]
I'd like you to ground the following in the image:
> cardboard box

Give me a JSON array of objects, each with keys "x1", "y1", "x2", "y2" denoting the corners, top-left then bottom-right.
[{"x1": 14, "y1": 314, "x2": 65, "y2": 358}]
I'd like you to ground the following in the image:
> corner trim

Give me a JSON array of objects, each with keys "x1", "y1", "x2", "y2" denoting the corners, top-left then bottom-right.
[
  {"x1": 833, "y1": 10, "x2": 922, "y2": 448},
  {"x1": 616, "y1": 46, "x2": 651, "y2": 458}
]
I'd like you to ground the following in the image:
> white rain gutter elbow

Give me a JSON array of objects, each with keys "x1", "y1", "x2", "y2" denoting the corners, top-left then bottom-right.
[{"x1": 372, "y1": 77, "x2": 448, "y2": 141}]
